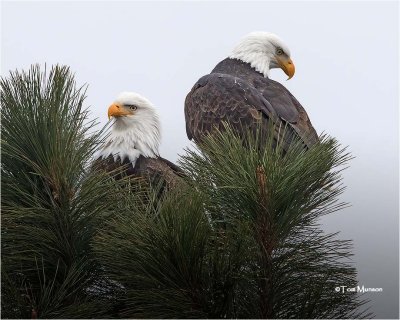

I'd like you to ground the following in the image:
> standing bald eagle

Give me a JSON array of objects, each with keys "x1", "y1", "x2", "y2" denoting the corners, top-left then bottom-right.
[
  {"x1": 185, "y1": 32, "x2": 318, "y2": 149},
  {"x1": 95, "y1": 92, "x2": 182, "y2": 188}
]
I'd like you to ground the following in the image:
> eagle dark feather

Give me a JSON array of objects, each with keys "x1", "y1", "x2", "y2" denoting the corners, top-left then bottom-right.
[
  {"x1": 93, "y1": 155, "x2": 183, "y2": 189},
  {"x1": 185, "y1": 58, "x2": 318, "y2": 149}
]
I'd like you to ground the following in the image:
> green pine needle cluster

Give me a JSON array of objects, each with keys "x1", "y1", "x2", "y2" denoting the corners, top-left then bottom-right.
[
  {"x1": 1, "y1": 64, "x2": 371, "y2": 319},
  {"x1": 1, "y1": 65, "x2": 121, "y2": 318}
]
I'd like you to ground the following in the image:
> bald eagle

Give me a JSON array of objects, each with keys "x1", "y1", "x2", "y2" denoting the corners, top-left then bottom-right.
[
  {"x1": 185, "y1": 32, "x2": 318, "y2": 150},
  {"x1": 94, "y1": 92, "x2": 182, "y2": 188}
]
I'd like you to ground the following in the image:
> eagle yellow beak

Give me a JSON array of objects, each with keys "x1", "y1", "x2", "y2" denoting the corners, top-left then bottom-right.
[
  {"x1": 277, "y1": 57, "x2": 295, "y2": 80},
  {"x1": 108, "y1": 104, "x2": 132, "y2": 119}
]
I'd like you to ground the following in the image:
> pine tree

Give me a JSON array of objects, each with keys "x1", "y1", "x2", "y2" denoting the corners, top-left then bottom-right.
[
  {"x1": 1, "y1": 65, "x2": 122, "y2": 318},
  {"x1": 93, "y1": 124, "x2": 371, "y2": 318},
  {"x1": 2, "y1": 64, "x2": 371, "y2": 318}
]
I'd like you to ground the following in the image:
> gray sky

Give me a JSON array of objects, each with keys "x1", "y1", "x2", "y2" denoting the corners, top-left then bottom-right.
[{"x1": 2, "y1": 1, "x2": 399, "y2": 318}]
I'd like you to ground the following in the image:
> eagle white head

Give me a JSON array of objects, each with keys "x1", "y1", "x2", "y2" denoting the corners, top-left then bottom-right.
[
  {"x1": 97, "y1": 92, "x2": 161, "y2": 165},
  {"x1": 229, "y1": 31, "x2": 295, "y2": 79}
]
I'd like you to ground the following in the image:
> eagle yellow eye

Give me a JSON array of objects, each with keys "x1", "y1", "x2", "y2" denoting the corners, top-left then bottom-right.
[
  {"x1": 276, "y1": 48, "x2": 283, "y2": 55},
  {"x1": 126, "y1": 105, "x2": 137, "y2": 111}
]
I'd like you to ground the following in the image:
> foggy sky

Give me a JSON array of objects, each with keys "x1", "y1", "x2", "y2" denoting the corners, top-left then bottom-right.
[{"x1": 1, "y1": 1, "x2": 398, "y2": 318}]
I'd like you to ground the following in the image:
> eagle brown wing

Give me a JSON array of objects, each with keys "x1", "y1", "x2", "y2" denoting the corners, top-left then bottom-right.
[
  {"x1": 185, "y1": 73, "x2": 277, "y2": 139},
  {"x1": 255, "y1": 77, "x2": 319, "y2": 146},
  {"x1": 184, "y1": 73, "x2": 311, "y2": 149},
  {"x1": 134, "y1": 156, "x2": 184, "y2": 189},
  {"x1": 93, "y1": 155, "x2": 183, "y2": 189}
]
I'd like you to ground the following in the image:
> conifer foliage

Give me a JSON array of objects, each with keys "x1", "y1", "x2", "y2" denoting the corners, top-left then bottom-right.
[
  {"x1": 1, "y1": 65, "x2": 119, "y2": 318},
  {"x1": 94, "y1": 125, "x2": 370, "y2": 318},
  {"x1": 1, "y1": 65, "x2": 370, "y2": 318}
]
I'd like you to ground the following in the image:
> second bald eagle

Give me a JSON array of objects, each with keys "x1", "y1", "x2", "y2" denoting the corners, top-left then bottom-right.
[
  {"x1": 185, "y1": 32, "x2": 318, "y2": 149},
  {"x1": 95, "y1": 92, "x2": 182, "y2": 189}
]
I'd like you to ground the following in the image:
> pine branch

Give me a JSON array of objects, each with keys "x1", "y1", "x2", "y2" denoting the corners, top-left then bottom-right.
[
  {"x1": 94, "y1": 122, "x2": 371, "y2": 318},
  {"x1": 1, "y1": 64, "x2": 120, "y2": 318},
  {"x1": 178, "y1": 123, "x2": 371, "y2": 318}
]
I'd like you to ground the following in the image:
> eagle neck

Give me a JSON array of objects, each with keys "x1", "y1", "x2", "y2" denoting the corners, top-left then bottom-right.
[
  {"x1": 212, "y1": 58, "x2": 266, "y2": 80},
  {"x1": 228, "y1": 52, "x2": 271, "y2": 77},
  {"x1": 97, "y1": 117, "x2": 160, "y2": 166}
]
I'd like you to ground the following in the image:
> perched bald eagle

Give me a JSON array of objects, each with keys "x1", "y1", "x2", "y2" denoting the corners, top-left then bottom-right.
[
  {"x1": 95, "y1": 92, "x2": 182, "y2": 188},
  {"x1": 185, "y1": 32, "x2": 318, "y2": 150}
]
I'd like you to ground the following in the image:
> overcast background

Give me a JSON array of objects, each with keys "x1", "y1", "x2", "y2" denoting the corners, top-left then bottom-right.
[{"x1": 1, "y1": 1, "x2": 399, "y2": 318}]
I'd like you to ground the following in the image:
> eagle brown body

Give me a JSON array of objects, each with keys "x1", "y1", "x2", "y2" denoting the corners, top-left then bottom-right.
[
  {"x1": 94, "y1": 155, "x2": 183, "y2": 189},
  {"x1": 185, "y1": 58, "x2": 318, "y2": 149}
]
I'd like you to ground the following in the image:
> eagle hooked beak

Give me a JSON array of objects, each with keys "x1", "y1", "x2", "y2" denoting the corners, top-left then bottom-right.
[
  {"x1": 277, "y1": 57, "x2": 295, "y2": 80},
  {"x1": 108, "y1": 104, "x2": 132, "y2": 119}
]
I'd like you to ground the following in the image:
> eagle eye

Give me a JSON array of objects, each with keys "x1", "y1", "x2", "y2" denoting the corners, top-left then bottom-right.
[
  {"x1": 126, "y1": 105, "x2": 137, "y2": 111},
  {"x1": 276, "y1": 48, "x2": 284, "y2": 55}
]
